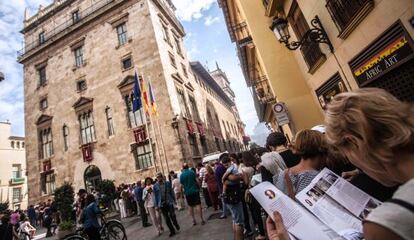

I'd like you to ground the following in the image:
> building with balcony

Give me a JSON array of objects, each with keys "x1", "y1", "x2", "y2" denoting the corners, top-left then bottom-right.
[
  {"x1": 218, "y1": 0, "x2": 324, "y2": 139},
  {"x1": 18, "y1": 0, "x2": 244, "y2": 203},
  {"x1": 263, "y1": 0, "x2": 414, "y2": 109},
  {"x1": 0, "y1": 122, "x2": 28, "y2": 210}
]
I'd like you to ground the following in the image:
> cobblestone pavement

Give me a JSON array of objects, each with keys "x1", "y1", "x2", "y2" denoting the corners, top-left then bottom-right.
[
  {"x1": 34, "y1": 207, "x2": 237, "y2": 240},
  {"x1": 125, "y1": 207, "x2": 235, "y2": 240}
]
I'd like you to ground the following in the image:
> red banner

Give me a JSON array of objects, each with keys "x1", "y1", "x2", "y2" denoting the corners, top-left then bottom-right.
[
  {"x1": 43, "y1": 160, "x2": 51, "y2": 172},
  {"x1": 196, "y1": 122, "x2": 205, "y2": 136},
  {"x1": 82, "y1": 144, "x2": 93, "y2": 162},
  {"x1": 133, "y1": 127, "x2": 147, "y2": 144},
  {"x1": 186, "y1": 119, "x2": 194, "y2": 134}
]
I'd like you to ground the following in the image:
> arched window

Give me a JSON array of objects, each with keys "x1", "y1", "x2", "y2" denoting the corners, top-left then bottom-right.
[
  {"x1": 105, "y1": 107, "x2": 115, "y2": 136},
  {"x1": 16, "y1": 142, "x2": 20, "y2": 149},
  {"x1": 11, "y1": 141, "x2": 14, "y2": 148},
  {"x1": 63, "y1": 125, "x2": 69, "y2": 151}
]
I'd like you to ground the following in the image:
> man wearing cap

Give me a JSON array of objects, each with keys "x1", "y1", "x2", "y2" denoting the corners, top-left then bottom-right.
[{"x1": 154, "y1": 173, "x2": 180, "y2": 237}]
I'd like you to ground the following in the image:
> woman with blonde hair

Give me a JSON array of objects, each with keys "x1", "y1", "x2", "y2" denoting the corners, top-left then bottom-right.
[
  {"x1": 266, "y1": 88, "x2": 414, "y2": 240},
  {"x1": 273, "y1": 129, "x2": 327, "y2": 199}
]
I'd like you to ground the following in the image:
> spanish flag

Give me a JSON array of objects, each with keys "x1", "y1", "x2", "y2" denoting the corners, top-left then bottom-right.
[
  {"x1": 148, "y1": 82, "x2": 158, "y2": 116},
  {"x1": 139, "y1": 75, "x2": 150, "y2": 115}
]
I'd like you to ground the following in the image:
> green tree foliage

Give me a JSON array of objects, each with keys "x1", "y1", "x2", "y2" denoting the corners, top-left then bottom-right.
[
  {"x1": 95, "y1": 179, "x2": 116, "y2": 209},
  {"x1": 54, "y1": 182, "x2": 74, "y2": 222}
]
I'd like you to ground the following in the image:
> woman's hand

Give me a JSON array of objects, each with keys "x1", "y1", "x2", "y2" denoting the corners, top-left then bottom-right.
[
  {"x1": 341, "y1": 169, "x2": 360, "y2": 181},
  {"x1": 266, "y1": 211, "x2": 290, "y2": 240}
]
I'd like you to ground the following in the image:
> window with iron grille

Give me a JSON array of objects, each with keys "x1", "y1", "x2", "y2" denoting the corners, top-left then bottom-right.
[
  {"x1": 72, "y1": 10, "x2": 80, "y2": 24},
  {"x1": 124, "y1": 94, "x2": 146, "y2": 128},
  {"x1": 39, "y1": 32, "x2": 45, "y2": 45},
  {"x1": 169, "y1": 52, "x2": 177, "y2": 68},
  {"x1": 74, "y1": 46, "x2": 84, "y2": 67},
  {"x1": 162, "y1": 24, "x2": 171, "y2": 44},
  {"x1": 188, "y1": 95, "x2": 200, "y2": 122},
  {"x1": 326, "y1": 0, "x2": 374, "y2": 38},
  {"x1": 288, "y1": 1, "x2": 325, "y2": 73},
  {"x1": 122, "y1": 57, "x2": 132, "y2": 70},
  {"x1": 39, "y1": 127, "x2": 53, "y2": 159},
  {"x1": 12, "y1": 188, "x2": 21, "y2": 202},
  {"x1": 176, "y1": 88, "x2": 190, "y2": 118},
  {"x1": 79, "y1": 111, "x2": 96, "y2": 144},
  {"x1": 63, "y1": 125, "x2": 69, "y2": 151},
  {"x1": 201, "y1": 137, "x2": 209, "y2": 154},
  {"x1": 174, "y1": 36, "x2": 182, "y2": 55},
  {"x1": 41, "y1": 172, "x2": 55, "y2": 195},
  {"x1": 40, "y1": 97, "x2": 48, "y2": 110},
  {"x1": 189, "y1": 135, "x2": 200, "y2": 156},
  {"x1": 133, "y1": 143, "x2": 153, "y2": 170},
  {"x1": 77, "y1": 80, "x2": 87, "y2": 92},
  {"x1": 38, "y1": 66, "x2": 47, "y2": 87},
  {"x1": 116, "y1": 23, "x2": 128, "y2": 46},
  {"x1": 105, "y1": 107, "x2": 115, "y2": 136}
]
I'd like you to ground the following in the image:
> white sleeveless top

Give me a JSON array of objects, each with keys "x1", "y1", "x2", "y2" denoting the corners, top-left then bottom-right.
[{"x1": 365, "y1": 178, "x2": 414, "y2": 240}]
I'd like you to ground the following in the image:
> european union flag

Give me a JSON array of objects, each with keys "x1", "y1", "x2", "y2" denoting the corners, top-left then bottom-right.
[{"x1": 132, "y1": 71, "x2": 142, "y2": 112}]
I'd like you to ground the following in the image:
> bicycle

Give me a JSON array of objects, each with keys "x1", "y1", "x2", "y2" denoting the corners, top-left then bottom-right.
[{"x1": 64, "y1": 210, "x2": 127, "y2": 240}]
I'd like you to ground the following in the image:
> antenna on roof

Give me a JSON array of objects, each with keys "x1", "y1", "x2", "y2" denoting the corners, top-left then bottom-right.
[{"x1": 215, "y1": 61, "x2": 220, "y2": 70}]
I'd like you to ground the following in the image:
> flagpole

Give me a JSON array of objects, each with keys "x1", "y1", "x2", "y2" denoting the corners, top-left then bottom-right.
[
  {"x1": 148, "y1": 76, "x2": 170, "y2": 173},
  {"x1": 142, "y1": 72, "x2": 165, "y2": 175},
  {"x1": 135, "y1": 66, "x2": 158, "y2": 173}
]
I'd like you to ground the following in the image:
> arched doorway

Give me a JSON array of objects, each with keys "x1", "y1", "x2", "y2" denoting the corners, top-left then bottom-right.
[{"x1": 84, "y1": 165, "x2": 102, "y2": 192}]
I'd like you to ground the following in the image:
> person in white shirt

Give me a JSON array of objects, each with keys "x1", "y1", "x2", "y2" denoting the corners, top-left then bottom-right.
[
  {"x1": 197, "y1": 163, "x2": 212, "y2": 208},
  {"x1": 172, "y1": 174, "x2": 184, "y2": 210},
  {"x1": 19, "y1": 216, "x2": 36, "y2": 238}
]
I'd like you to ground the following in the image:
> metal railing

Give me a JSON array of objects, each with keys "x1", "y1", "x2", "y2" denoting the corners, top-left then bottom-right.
[
  {"x1": 326, "y1": 0, "x2": 373, "y2": 34},
  {"x1": 253, "y1": 76, "x2": 275, "y2": 104},
  {"x1": 18, "y1": 0, "x2": 115, "y2": 58}
]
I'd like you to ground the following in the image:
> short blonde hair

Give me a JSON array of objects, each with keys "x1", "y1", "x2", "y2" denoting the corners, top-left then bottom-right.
[{"x1": 325, "y1": 88, "x2": 414, "y2": 164}]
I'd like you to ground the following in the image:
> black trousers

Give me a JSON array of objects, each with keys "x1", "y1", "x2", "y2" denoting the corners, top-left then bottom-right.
[
  {"x1": 138, "y1": 201, "x2": 148, "y2": 226},
  {"x1": 202, "y1": 187, "x2": 212, "y2": 207},
  {"x1": 85, "y1": 226, "x2": 101, "y2": 240},
  {"x1": 160, "y1": 204, "x2": 180, "y2": 234},
  {"x1": 249, "y1": 198, "x2": 265, "y2": 236}
]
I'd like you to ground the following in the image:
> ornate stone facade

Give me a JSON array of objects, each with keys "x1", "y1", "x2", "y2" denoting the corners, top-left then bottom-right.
[{"x1": 19, "y1": 0, "x2": 245, "y2": 204}]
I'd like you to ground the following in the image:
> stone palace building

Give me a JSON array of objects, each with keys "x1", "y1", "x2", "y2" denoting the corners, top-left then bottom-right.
[{"x1": 18, "y1": 0, "x2": 246, "y2": 203}]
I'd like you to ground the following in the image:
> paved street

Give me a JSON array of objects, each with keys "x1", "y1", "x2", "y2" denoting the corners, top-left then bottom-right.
[{"x1": 34, "y1": 206, "x2": 235, "y2": 240}]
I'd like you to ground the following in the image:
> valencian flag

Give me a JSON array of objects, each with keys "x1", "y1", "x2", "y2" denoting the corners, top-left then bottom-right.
[
  {"x1": 148, "y1": 82, "x2": 158, "y2": 116},
  {"x1": 140, "y1": 75, "x2": 150, "y2": 115},
  {"x1": 132, "y1": 71, "x2": 142, "y2": 112}
]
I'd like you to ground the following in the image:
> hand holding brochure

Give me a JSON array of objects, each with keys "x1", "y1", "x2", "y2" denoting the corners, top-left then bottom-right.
[{"x1": 250, "y1": 168, "x2": 382, "y2": 240}]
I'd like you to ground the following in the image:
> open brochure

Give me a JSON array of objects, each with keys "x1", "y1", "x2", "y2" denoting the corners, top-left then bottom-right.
[{"x1": 250, "y1": 168, "x2": 382, "y2": 240}]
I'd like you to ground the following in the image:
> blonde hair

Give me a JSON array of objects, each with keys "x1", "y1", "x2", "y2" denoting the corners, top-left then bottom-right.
[
  {"x1": 325, "y1": 88, "x2": 414, "y2": 164},
  {"x1": 292, "y1": 129, "x2": 327, "y2": 159}
]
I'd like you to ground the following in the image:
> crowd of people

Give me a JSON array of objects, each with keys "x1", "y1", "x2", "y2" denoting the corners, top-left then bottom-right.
[
  {"x1": 0, "y1": 200, "x2": 60, "y2": 239},
  {"x1": 1, "y1": 88, "x2": 412, "y2": 240}
]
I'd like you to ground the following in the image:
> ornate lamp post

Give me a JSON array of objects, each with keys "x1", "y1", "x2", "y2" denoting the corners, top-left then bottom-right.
[{"x1": 270, "y1": 15, "x2": 334, "y2": 52}]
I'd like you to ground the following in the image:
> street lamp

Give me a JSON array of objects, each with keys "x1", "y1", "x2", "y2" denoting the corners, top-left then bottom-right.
[
  {"x1": 270, "y1": 15, "x2": 334, "y2": 52},
  {"x1": 0, "y1": 72, "x2": 4, "y2": 82}
]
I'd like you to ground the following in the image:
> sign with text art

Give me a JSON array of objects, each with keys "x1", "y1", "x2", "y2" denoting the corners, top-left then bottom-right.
[{"x1": 349, "y1": 21, "x2": 414, "y2": 86}]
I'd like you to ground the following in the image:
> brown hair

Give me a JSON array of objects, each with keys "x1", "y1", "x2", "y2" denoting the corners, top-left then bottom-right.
[
  {"x1": 325, "y1": 88, "x2": 414, "y2": 165},
  {"x1": 242, "y1": 150, "x2": 259, "y2": 167},
  {"x1": 206, "y1": 165, "x2": 214, "y2": 174},
  {"x1": 292, "y1": 129, "x2": 327, "y2": 160}
]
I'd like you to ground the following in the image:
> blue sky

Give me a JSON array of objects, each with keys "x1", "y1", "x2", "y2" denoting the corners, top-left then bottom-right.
[{"x1": 0, "y1": 0, "x2": 262, "y2": 141}]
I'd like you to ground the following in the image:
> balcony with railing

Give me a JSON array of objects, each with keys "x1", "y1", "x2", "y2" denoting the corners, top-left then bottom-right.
[
  {"x1": 10, "y1": 171, "x2": 25, "y2": 185},
  {"x1": 326, "y1": 0, "x2": 374, "y2": 39},
  {"x1": 18, "y1": 0, "x2": 122, "y2": 61},
  {"x1": 252, "y1": 76, "x2": 275, "y2": 104}
]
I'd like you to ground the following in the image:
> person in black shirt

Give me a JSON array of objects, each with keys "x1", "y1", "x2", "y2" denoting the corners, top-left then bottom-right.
[
  {"x1": 0, "y1": 214, "x2": 19, "y2": 240},
  {"x1": 266, "y1": 132, "x2": 300, "y2": 168}
]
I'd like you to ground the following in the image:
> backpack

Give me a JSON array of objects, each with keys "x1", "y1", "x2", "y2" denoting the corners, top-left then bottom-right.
[{"x1": 223, "y1": 183, "x2": 242, "y2": 205}]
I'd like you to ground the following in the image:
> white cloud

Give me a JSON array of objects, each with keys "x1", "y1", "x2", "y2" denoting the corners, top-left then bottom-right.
[
  {"x1": 204, "y1": 15, "x2": 220, "y2": 26},
  {"x1": 171, "y1": 0, "x2": 216, "y2": 21},
  {"x1": 0, "y1": 0, "x2": 53, "y2": 136}
]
